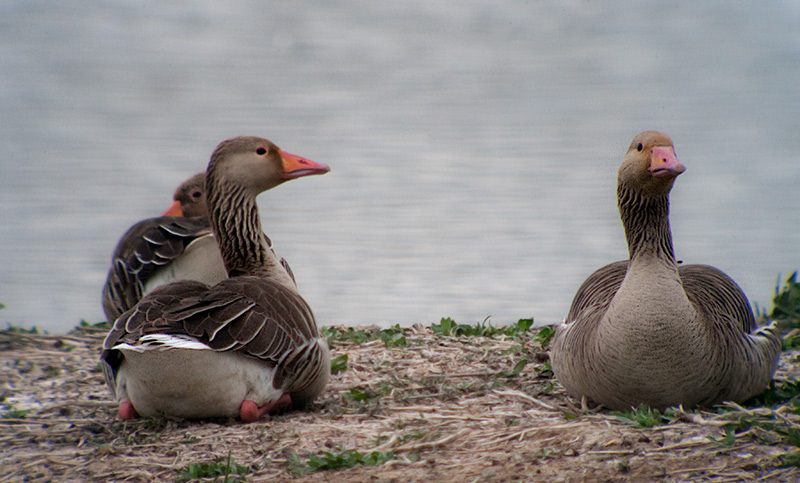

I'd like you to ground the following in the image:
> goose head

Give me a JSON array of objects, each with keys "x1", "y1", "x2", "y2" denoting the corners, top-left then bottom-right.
[
  {"x1": 618, "y1": 131, "x2": 686, "y2": 197},
  {"x1": 162, "y1": 172, "x2": 208, "y2": 217},
  {"x1": 206, "y1": 136, "x2": 329, "y2": 197}
]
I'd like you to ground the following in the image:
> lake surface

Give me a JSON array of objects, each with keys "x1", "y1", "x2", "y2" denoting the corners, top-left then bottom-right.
[{"x1": 1, "y1": 1, "x2": 798, "y2": 333}]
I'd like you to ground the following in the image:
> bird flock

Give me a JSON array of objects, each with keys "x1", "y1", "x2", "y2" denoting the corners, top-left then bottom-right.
[{"x1": 99, "y1": 132, "x2": 781, "y2": 422}]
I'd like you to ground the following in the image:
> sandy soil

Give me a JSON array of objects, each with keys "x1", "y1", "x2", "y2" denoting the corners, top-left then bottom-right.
[{"x1": 1, "y1": 324, "x2": 798, "y2": 482}]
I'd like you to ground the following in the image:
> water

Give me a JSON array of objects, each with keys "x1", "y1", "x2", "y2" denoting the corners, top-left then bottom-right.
[{"x1": 1, "y1": 1, "x2": 798, "y2": 333}]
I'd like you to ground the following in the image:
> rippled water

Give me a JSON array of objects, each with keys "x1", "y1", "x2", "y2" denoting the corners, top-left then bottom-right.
[{"x1": 1, "y1": 1, "x2": 798, "y2": 333}]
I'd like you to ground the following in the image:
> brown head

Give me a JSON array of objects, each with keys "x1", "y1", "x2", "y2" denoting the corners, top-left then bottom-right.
[
  {"x1": 203, "y1": 136, "x2": 329, "y2": 277},
  {"x1": 205, "y1": 136, "x2": 329, "y2": 199},
  {"x1": 618, "y1": 131, "x2": 686, "y2": 197},
  {"x1": 162, "y1": 172, "x2": 208, "y2": 217}
]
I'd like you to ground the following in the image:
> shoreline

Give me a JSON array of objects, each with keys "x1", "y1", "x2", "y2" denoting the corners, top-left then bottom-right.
[{"x1": 2, "y1": 322, "x2": 799, "y2": 482}]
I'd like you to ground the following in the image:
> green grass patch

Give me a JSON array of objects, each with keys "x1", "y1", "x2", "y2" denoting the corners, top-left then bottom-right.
[
  {"x1": 323, "y1": 324, "x2": 408, "y2": 348},
  {"x1": 771, "y1": 271, "x2": 800, "y2": 324},
  {"x1": 177, "y1": 453, "x2": 253, "y2": 482},
  {"x1": 432, "y1": 317, "x2": 533, "y2": 338},
  {"x1": 534, "y1": 326, "x2": 555, "y2": 349},
  {"x1": 331, "y1": 354, "x2": 348, "y2": 374},
  {"x1": 3, "y1": 324, "x2": 44, "y2": 335},
  {"x1": 71, "y1": 320, "x2": 112, "y2": 334},
  {"x1": 343, "y1": 387, "x2": 380, "y2": 405},
  {"x1": 287, "y1": 449, "x2": 395, "y2": 474},
  {"x1": 2, "y1": 407, "x2": 31, "y2": 419},
  {"x1": 497, "y1": 340, "x2": 552, "y2": 379},
  {"x1": 610, "y1": 405, "x2": 677, "y2": 428},
  {"x1": 708, "y1": 427, "x2": 737, "y2": 447},
  {"x1": 778, "y1": 451, "x2": 800, "y2": 467},
  {"x1": 745, "y1": 380, "x2": 800, "y2": 408},
  {"x1": 719, "y1": 411, "x2": 800, "y2": 448}
]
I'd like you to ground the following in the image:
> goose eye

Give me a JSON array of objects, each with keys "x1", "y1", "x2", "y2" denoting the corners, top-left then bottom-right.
[
  {"x1": 256, "y1": 147, "x2": 267, "y2": 155},
  {"x1": 190, "y1": 189, "x2": 202, "y2": 199},
  {"x1": 636, "y1": 143, "x2": 643, "y2": 152}
]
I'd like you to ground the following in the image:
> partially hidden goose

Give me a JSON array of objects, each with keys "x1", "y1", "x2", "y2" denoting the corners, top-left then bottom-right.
[
  {"x1": 550, "y1": 131, "x2": 781, "y2": 410},
  {"x1": 162, "y1": 172, "x2": 209, "y2": 218},
  {"x1": 101, "y1": 136, "x2": 331, "y2": 422},
  {"x1": 101, "y1": 170, "x2": 295, "y2": 322}
]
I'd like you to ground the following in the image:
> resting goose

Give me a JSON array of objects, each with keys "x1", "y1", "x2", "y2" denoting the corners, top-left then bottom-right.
[
  {"x1": 101, "y1": 171, "x2": 295, "y2": 322},
  {"x1": 101, "y1": 136, "x2": 331, "y2": 422},
  {"x1": 551, "y1": 131, "x2": 781, "y2": 410},
  {"x1": 162, "y1": 172, "x2": 208, "y2": 217}
]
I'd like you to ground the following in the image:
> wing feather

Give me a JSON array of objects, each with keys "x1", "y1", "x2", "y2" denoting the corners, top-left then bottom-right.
[{"x1": 101, "y1": 216, "x2": 212, "y2": 321}]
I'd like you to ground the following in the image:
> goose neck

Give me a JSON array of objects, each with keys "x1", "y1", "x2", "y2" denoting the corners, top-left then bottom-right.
[
  {"x1": 618, "y1": 185, "x2": 676, "y2": 266},
  {"x1": 207, "y1": 181, "x2": 271, "y2": 277}
]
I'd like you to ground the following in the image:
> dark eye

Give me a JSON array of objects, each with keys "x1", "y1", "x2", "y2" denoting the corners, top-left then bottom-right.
[
  {"x1": 256, "y1": 147, "x2": 267, "y2": 155},
  {"x1": 636, "y1": 143, "x2": 643, "y2": 152},
  {"x1": 190, "y1": 189, "x2": 202, "y2": 199}
]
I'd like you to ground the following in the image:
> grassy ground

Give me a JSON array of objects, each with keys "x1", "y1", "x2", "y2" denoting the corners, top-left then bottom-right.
[{"x1": 1, "y1": 273, "x2": 799, "y2": 482}]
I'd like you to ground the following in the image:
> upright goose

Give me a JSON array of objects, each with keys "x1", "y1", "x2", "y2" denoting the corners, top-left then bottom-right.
[
  {"x1": 102, "y1": 171, "x2": 295, "y2": 322},
  {"x1": 101, "y1": 136, "x2": 330, "y2": 422},
  {"x1": 551, "y1": 131, "x2": 780, "y2": 410}
]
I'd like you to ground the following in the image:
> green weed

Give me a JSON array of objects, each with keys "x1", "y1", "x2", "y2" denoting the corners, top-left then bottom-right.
[
  {"x1": 537, "y1": 359, "x2": 553, "y2": 378},
  {"x1": 306, "y1": 450, "x2": 395, "y2": 473},
  {"x1": 2, "y1": 406, "x2": 31, "y2": 419},
  {"x1": 610, "y1": 405, "x2": 676, "y2": 428},
  {"x1": 771, "y1": 272, "x2": 800, "y2": 324},
  {"x1": 708, "y1": 427, "x2": 737, "y2": 447},
  {"x1": 432, "y1": 317, "x2": 533, "y2": 338},
  {"x1": 778, "y1": 451, "x2": 800, "y2": 467},
  {"x1": 331, "y1": 354, "x2": 349, "y2": 374},
  {"x1": 534, "y1": 326, "x2": 555, "y2": 349},
  {"x1": 745, "y1": 380, "x2": 800, "y2": 408},
  {"x1": 3, "y1": 324, "x2": 43, "y2": 335},
  {"x1": 343, "y1": 387, "x2": 381, "y2": 406},
  {"x1": 72, "y1": 320, "x2": 112, "y2": 334},
  {"x1": 323, "y1": 324, "x2": 408, "y2": 348},
  {"x1": 177, "y1": 452, "x2": 253, "y2": 482},
  {"x1": 378, "y1": 329, "x2": 407, "y2": 348}
]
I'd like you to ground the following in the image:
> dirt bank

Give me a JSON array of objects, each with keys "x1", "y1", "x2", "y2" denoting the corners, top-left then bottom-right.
[{"x1": 1, "y1": 324, "x2": 798, "y2": 482}]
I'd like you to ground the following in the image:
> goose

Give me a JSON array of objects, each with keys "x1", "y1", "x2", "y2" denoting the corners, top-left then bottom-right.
[
  {"x1": 101, "y1": 174, "x2": 219, "y2": 322},
  {"x1": 550, "y1": 131, "x2": 781, "y2": 410},
  {"x1": 162, "y1": 172, "x2": 208, "y2": 218},
  {"x1": 101, "y1": 136, "x2": 331, "y2": 422},
  {"x1": 101, "y1": 171, "x2": 295, "y2": 322}
]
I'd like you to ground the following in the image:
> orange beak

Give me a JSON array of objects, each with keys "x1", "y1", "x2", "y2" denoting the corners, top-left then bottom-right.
[
  {"x1": 161, "y1": 200, "x2": 184, "y2": 217},
  {"x1": 649, "y1": 146, "x2": 686, "y2": 178},
  {"x1": 280, "y1": 150, "x2": 330, "y2": 180}
]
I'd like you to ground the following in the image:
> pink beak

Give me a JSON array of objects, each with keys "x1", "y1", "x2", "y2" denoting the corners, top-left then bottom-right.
[{"x1": 649, "y1": 146, "x2": 686, "y2": 178}]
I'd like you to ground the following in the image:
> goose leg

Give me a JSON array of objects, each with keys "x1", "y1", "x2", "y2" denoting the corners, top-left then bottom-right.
[
  {"x1": 119, "y1": 400, "x2": 139, "y2": 420},
  {"x1": 239, "y1": 393, "x2": 292, "y2": 423}
]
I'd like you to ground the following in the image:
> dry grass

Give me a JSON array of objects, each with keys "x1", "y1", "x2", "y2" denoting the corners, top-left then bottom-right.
[{"x1": 1, "y1": 324, "x2": 799, "y2": 482}]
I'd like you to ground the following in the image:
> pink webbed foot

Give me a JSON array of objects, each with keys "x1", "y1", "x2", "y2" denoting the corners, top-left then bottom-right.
[
  {"x1": 239, "y1": 393, "x2": 292, "y2": 423},
  {"x1": 119, "y1": 401, "x2": 139, "y2": 420}
]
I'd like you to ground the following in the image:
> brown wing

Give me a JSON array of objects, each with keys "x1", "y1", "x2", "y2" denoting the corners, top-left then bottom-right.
[
  {"x1": 679, "y1": 264, "x2": 757, "y2": 333},
  {"x1": 161, "y1": 276, "x2": 319, "y2": 354},
  {"x1": 101, "y1": 216, "x2": 212, "y2": 321},
  {"x1": 564, "y1": 261, "x2": 757, "y2": 334},
  {"x1": 101, "y1": 276, "x2": 321, "y2": 393},
  {"x1": 565, "y1": 260, "x2": 628, "y2": 324}
]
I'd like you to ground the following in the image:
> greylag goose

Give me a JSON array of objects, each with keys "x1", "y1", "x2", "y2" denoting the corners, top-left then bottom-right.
[
  {"x1": 101, "y1": 171, "x2": 295, "y2": 322},
  {"x1": 551, "y1": 131, "x2": 781, "y2": 410},
  {"x1": 162, "y1": 172, "x2": 208, "y2": 217},
  {"x1": 101, "y1": 136, "x2": 331, "y2": 422},
  {"x1": 101, "y1": 174, "x2": 219, "y2": 322}
]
